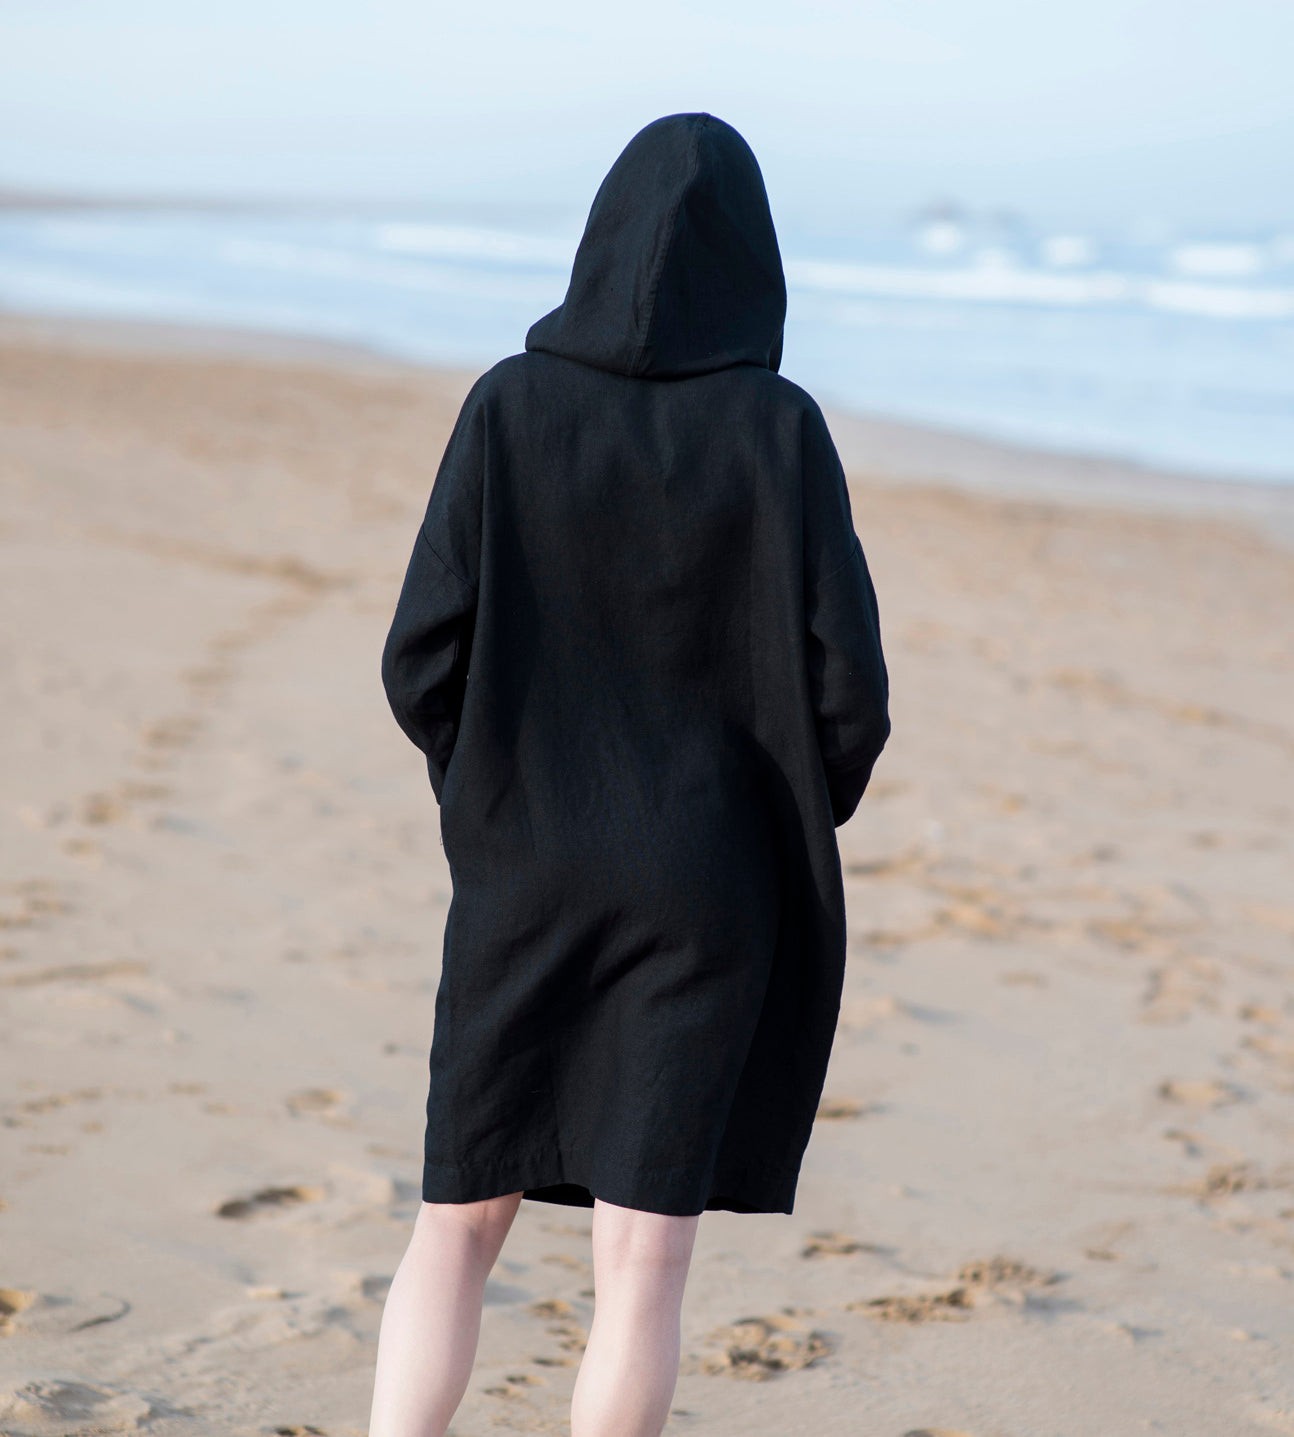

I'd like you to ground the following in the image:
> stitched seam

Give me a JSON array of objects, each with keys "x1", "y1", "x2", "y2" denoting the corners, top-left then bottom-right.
[
  {"x1": 417, "y1": 525, "x2": 477, "y2": 594},
  {"x1": 632, "y1": 115, "x2": 706, "y2": 375}
]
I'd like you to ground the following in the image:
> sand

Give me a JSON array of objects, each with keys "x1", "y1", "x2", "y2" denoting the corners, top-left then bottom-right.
[{"x1": 1, "y1": 314, "x2": 1292, "y2": 1437}]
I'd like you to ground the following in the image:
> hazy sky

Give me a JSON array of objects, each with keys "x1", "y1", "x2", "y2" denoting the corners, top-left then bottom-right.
[{"x1": 3, "y1": 1, "x2": 1292, "y2": 233}]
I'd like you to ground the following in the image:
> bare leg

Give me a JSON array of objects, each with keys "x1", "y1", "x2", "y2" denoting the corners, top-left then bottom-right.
[
  {"x1": 368, "y1": 1192, "x2": 522, "y2": 1437},
  {"x1": 570, "y1": 1198, "x2": 701, "y2": 1437}
]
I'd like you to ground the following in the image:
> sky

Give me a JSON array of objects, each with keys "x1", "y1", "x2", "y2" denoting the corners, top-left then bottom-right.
[{"x1": 3, "y1": 1, "x2": 1293, "y2": 235}]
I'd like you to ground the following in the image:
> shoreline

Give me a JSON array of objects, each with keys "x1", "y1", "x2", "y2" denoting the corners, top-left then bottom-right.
[{"x1": 4, "y1": 307, "x2": 1293, "y2": 550}]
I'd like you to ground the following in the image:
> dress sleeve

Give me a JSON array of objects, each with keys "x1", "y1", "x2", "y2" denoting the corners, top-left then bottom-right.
[
  {"x1": 381, "y1": 377, "x2": 487, "y2": 801},
  {"x1": 801, "y1": 403, "x2": 891, "y2": 827}
]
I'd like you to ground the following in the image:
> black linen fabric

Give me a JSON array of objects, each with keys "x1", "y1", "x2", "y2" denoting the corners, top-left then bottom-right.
[{"x1": 382, "y1": 113, "x2": 890, "y2": 1216}]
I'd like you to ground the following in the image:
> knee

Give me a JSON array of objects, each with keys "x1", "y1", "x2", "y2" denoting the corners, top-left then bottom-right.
[
  {"x1": 415, "y1": 1193, "x2": 520, "y2": 1251},
  {"x1": 593, "y1": 1208, "x2": 699, "y2": 1281},
  {"x1": 600, "y1": 1240, "x2": 693, "y2": 1283}
]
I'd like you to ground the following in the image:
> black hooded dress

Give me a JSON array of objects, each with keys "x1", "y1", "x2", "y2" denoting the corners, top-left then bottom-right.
[{"x1": 382, "y1": 113, "x2": 890, "y2": 1217}]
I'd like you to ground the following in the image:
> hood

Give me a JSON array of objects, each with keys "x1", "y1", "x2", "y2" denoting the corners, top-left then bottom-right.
[{"x1": 525, "y1": 113, "x2": 786, "y2": 379}]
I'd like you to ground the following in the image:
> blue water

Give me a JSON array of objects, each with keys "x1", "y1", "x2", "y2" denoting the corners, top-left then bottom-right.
[{"x1": 2, "y1": 206, "x2": 1292, "y2": 483}]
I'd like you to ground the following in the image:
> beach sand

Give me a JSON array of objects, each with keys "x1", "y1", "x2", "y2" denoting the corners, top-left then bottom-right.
[{"x1": 1, "y1": 314, "x2": 1292, "y2": 1437}]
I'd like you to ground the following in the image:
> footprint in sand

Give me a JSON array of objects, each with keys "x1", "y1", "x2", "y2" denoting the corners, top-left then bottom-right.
[
  {"x1": 527, "y1": 1299, "x2": 588, "y2": 1353},
  {"x1": 0, "y1": 1288, "x2": 35, "y2": 1334},
  {"x1": 933, "y1": 896, "x2": 1022, "y2": 940},
  {"x1": 0, "y1": 960, "x2": 149, "y2": 991},
  {"x1": 904, "y1": 1429, "x2": 976, "y2": 1436},
  {"x1": 854, "y1": 1257, "x2": 1061, "y2": 1323},
  {"x1": 0, "y1": 1379, "x2": 151, "y2": 1433},
  {"x1": 1158, "y1": 1077, "x2": 1245, "y2": 1107},
  {"x1": 0, "y1": 1289, "x2": 130, "y2": 1337},
  {"x1": 1239, "y1": 1003, "x2": 1283, "y2": 1025},
  {"x1": 801, "y1": 1231, "x2": 885, "y2": 1258},
  {"x1": 844, "y1": 848, "x2": 924, "y2": 878},
  {"x1": 136, "y1": 713, "x2": 203, "y2": 773},
  {"x1": 1082, "y1": 1219, "x2": 1134, "y2": 1263},
  {"x1": 1141, "y1": 962, "x2": 1222, "y2": 1025},
  {"x1": 541, "y1": 1252, "x2": 588, "y2": 1272},
  {"x1": 17, "y1": 1087, "x2": 104, "y2": 1117},
  {"x1": 815, "y1": 1096, "x2": 874, "y2": 1121},
  {"x1": 68, "y1": 1294, "x2": 131, "y2": 1333},
  {"x1": 484, "y1": 1372, "x2": 546, "y2": 1396},
  {"x1": 273, "y1": 1426, "x2": 328, "y2": 1435},
  {"x1": 0, "y1": 880, "x2": 72, "y2": 933},
  {"x1": 285, "y1": 1087, "x2": 347, "y2": 1119},
  {"x1": 78, "y1": 781, "x2": 172, "y2": 830},
  {"x1": 956, "y1": 1257, "x2": 1058, "y2": 1292},
  {"x1": 859, "y1": 1290, "x2": 972, "y2": 1324},
  {"x1": 359, "y1": 1276, "x2": 392, "y2": 1303},
  {"x1": 1241, "y1": 1032, "x2": 1294, "y2": 1072},
  {"x1": 81, "y1": 792, "x2": 128, "y2": 826},
  {"x1": 215, "y1": 1184, "x2": 325, "y2": 1220},
  {"x1": 688, "y1": 1313, "x2": 833, "y2": 1381},
  {"x1": 1180, "y1": 1162, "x2": 1293, "y2": 1199}
]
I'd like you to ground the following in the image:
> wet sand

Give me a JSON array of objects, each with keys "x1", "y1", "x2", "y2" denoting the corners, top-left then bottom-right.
[{"x1": 1, "y1": 314, "x2": 1292, "y2": 1436}]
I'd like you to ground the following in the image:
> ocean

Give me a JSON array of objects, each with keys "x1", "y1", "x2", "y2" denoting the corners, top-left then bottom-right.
[{"x1": 1, "y1": 205, "x2": 1291, "y2": 484}]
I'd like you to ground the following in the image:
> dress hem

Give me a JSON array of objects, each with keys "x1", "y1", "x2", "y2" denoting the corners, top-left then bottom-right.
[{"x1": 421, "y1": 1156, "x2": 798, "y2": 1216}]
